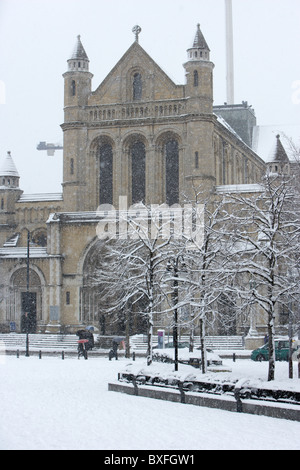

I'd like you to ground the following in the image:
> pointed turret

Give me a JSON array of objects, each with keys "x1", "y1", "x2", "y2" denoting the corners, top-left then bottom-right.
[
  {"x1": 268, "y1": 134, "x2": 289, "y2": 164},
  {"x1": 63, "y1": 35, "x2": 93, "y2": 109},
  {"x1": 187, "y1": 23, "x2": 210, "y2": 61},
  {"x1": 0, "y1": 151, "x2": 20, "y2": 188},
  {"x1": 267, "y1": 134, "x2": 290, "y2": 175},
  {"x1": 67, "y1": 35, "x2": 90, "y2": 72},
  {"x1": 183, "y1": 24, "x2": 214, "y2": 113},
  {"x1": 0, "y1": 151, "x2": 22, "y2": 225}
]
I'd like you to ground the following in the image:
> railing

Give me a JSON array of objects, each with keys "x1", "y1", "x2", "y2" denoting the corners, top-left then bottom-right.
[{"x1": 87, "y1": 99, "x2": 187, "y2": 122}]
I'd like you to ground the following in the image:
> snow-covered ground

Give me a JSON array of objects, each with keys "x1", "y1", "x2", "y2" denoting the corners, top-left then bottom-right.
[{"x1": 0, "y1": 355, "x2": 299, "y2": 450}]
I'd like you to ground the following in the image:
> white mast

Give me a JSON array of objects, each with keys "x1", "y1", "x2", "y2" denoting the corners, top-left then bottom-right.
[{"x1": 225, "y1": 0, "x2": 234, "y2": 104}]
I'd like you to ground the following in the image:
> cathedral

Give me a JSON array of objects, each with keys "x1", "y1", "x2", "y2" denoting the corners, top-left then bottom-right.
[{"x1": 0, "y1": 25, "x2": 291, "y2": 336}]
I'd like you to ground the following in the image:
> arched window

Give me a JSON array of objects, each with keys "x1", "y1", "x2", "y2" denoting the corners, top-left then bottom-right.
[
  {"x1": 133, "y1": 73, "x2": 142, "y2": 101},
  {"x1": 71, "y1": 80, "x2": 76, "y2": 96},
  {"x1": 165, "y1": 139, "x2": 179, "y2": 205},
  {"x1": 131, "y1": 141, "x2": 145, "y2": 204},
  {"x1": 195, "y1": 151, "x2": 199, "y2": 169},
  {"x1": 193, "y1": 70, "x2": 199, "y2": 87},
  {"x1": 99, "y1": 144, "x2": 113, "y2": 205}
]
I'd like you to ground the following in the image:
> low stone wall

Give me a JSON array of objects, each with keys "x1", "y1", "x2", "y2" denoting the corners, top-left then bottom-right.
[{"x1": 108, "y1": 381, "x2": 300, "y2": 422}]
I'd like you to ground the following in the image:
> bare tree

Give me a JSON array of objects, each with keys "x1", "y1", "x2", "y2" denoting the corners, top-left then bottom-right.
[
  {"x1": 95, "y1": 203, "x2": 177, "y2": 365},
  {"x1": 178, "y1": 186, "x2": 234, "y2": 373},
  {"x1": 227, "y1": 174, "x2": 300, "y2": 381}
]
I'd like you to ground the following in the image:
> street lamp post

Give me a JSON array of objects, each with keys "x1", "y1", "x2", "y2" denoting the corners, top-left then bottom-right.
[
  {"x1": 167, "y1": 255, "x2": 185, "y2": 372},
  {"x1": 25, "y1": 229, "x2": 30, "y2": 357}
]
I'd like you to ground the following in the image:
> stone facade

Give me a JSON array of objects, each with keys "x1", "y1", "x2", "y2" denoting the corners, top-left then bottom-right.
[{"x1": 0, "y1": 26, "x2": 272, "y2": 335}]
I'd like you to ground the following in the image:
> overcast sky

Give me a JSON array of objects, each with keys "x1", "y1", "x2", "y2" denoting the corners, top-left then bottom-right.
[{"x1": 0, "y1": 0, "x2": 299, "y2": 194}]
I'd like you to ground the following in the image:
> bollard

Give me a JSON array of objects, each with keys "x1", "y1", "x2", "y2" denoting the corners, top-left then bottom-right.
[
  {"x1": 39, "y1": 350, "x2": 42, "y2": 359},
  {"x1": 132, "y1": 376, "x2": 139, "y2": 396},
  {"x1": 178, "y1": 382, "x2": 186, "y2": 404},
  {"x1": 234, "y1": 387, "x2": 243, "y2": 413},
  {"x1": 16, "y1": 349, "x2": 19, "y2": 359},
  {"x1": 62, "y1": 351, "x2": 65, "y2": 360}
]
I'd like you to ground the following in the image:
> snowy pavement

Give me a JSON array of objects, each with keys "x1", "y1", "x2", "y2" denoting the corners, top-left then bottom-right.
[{"x1": 0, "y1": 355, "x2": 299, "y2": 450}]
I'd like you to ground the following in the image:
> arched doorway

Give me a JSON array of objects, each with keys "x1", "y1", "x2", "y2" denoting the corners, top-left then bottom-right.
[
  {"x1": 10, "y1": 268, "x2": 42, "y2": 333},
  {"x1": 81, "y1": 239, "x2": 148, "y2": 335}
]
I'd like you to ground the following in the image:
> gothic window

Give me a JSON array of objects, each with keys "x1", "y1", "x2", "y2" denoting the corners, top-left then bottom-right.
[
  {"x1": 1, "y1": 198, "x2": 4, "y2": 210},
  {"x1": 70, "y1": 158, "x2": 74, "y2": 175},
  {"x1": 131, "y1": 141, "x2": 146, "y2": 204},
  {"x1": 194, "y1": 70, "x2": 199, "y2": 87},
  {"x1": 165, "y1": 139, "x2": 179, "y2": 205},
  {"x1": 244, "y1": 156, "x2": 249, "y2": 184},
  {"x1": 71, "y1": 80, "x2": 76, "y2": 96},
  {"x1": 195, "y1": 151, "x2": 199, "y2": 169},
  {"x1": 133, "y1": 73, "x2": 142, "y2": 101},
  {"x1": 99, "y1": 143, "x2": 113, "y2": 205}
]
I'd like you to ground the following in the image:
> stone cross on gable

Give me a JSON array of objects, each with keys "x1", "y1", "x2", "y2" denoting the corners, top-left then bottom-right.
[{"x1": 132, "y1": 25, "x2": 142, "y2": 43}]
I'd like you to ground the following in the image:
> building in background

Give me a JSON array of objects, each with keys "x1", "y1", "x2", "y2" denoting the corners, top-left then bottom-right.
[{"x1": 0, "y1": 26, "x2": 296, "y2": 339}]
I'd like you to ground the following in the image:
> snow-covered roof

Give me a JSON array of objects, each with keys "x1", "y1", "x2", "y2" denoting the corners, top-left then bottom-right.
[
  {"x1": 18, "y1": 193, "x2": 63, "y2": 203},
  {"x1": 267, "y1": 134, "x2": 290, "y2": 163},
  {"x1": 216, "y1": 184, "x2": 263, "y2": 194},
  {"x1": 0, "y1": 247, "x2": 50, "y2": 258},
  {"x1": 47, "y1": 211, "x2": 103, "y2": 224},
  {"x1": 190, "y1": 23, "x2": 210, "y2": 51},
  {"x1": 214, "y1": 114, "x2": 245, "y2": 145},
  {"x1": 70, "y1": 35, "x2": 89, "y2": 60},
  {"x1": 252, "y1": 124, "x2": 300, "y2": 162},
  {"x1": 3, "y1": 233, "x2": 20, "y2": 248},
  {"x1": 0, "y1": 151, "x2": 19, "y2": 177}
]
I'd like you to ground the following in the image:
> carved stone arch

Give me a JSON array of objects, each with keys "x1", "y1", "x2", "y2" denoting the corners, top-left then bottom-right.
[
  {"x1": 89, "y1": 134, "x2": 115, "y2": 159},
  {"x1": 155, "y1": 130, "x2": 182, "y2": 151},
  {"x1": 77, "y1": 236, "x2": 100, "y2": 278}
]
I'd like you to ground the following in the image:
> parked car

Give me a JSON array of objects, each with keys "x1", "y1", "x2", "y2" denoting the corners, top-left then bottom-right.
[{"x1": 251, "y1": 339, "x2": 297, "y2": 362}]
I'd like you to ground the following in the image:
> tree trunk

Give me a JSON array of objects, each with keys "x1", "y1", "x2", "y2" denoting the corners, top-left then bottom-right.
[
  {"x1": 147, "y1": 315, "x2": 153, "y2": 366},
  {"x1": 199, "y1": 318, "x2": 207, "y2": 374},
  {"x1": 267, "y1": 309, "x2": 276, "y2": 381}
]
